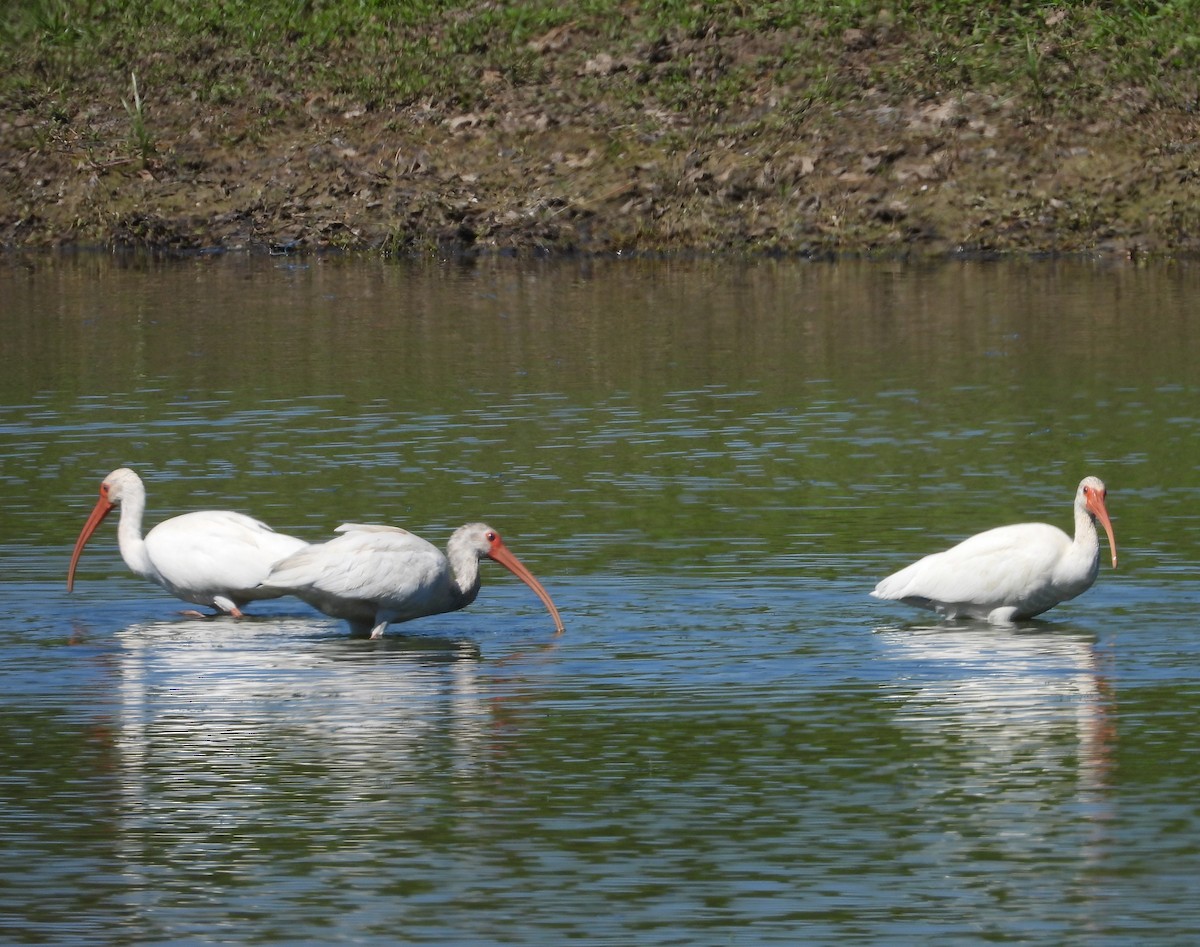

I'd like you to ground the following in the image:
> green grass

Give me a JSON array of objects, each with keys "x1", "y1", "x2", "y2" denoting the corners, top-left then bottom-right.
[
  {"x1": 120, "y1": 71, "x2": 155, "y2": 165},
  {"x1": 4, "y1": 0, "x2": 1200, "y2": 117},
  {"x1": 3, "y1": 0, "x2": 1199, "y2": 218},
  {"x1": 4, "y1": 0, "x2": 1199, "y2": 255}
]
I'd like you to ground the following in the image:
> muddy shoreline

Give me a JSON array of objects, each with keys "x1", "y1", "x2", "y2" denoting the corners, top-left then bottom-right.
[{"x1": 4, "y1": 21, "x2": 1199, "y2": 259}]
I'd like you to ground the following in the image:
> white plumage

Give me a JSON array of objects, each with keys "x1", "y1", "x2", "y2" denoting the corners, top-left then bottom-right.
[
  {"x1": 261, "y1": 521, "x2": 565, "y2": 639},
  {"x1": 871, "y1": 476, "x2": 1118, "y2": 622},
  {"x1": 67, "y1": 468, "x2": 308, "y2": 616}
]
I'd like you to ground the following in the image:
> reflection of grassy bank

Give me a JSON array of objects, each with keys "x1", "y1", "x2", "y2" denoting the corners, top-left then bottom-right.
[{"x1": 3, "y1": 2, "x2": 1199, "y2": 255}]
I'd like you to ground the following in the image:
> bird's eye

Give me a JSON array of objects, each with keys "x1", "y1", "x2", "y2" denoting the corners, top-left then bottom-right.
[{"x1": 485, "y1": 531, "x2": 497, "y2": 542}]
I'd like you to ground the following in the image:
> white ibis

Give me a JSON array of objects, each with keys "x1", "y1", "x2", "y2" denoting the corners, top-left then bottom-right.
[
  {"x1": 67, "y1": 468, "x2": 308, "y2": 617},
  {"x1": 260, "y1": 522, "x2": 565, "y2": 638},
  {"x1": 871, "y1": 476, "x2": 1118, "y2": 622}
]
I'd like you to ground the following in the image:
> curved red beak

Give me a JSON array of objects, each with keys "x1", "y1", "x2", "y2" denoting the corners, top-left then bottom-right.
[
  {"x1": 67, "y1": 492, "x2": 115, "y2": 591},
  {"x1": 487, "y1": 538, "x2": 565, "y2": 636},
  {"x1": 1085, "y1": 488, "x2": 1118, "y2": 569}
]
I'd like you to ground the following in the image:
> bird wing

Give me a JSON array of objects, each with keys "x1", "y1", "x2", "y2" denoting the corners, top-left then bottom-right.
[
  {"x1": 144, "y1": 510, "x2": 307, "y2": 597},
  {"x1": 873, "y1": 523, "x2": 1071, "y2": 607},
  {"x1": 334, "y1": 523, "x2": 415, "y2": 535},
  {"x1": 263, "y1": 524, "x2": 444, "y2": 605}
]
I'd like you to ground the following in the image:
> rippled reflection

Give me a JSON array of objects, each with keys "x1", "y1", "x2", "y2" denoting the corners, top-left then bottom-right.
[
  {"x1": 879, "y1": 622, "x2": 1112, "y2": 774},
  {"x1": 90, "y1": 617, "x2": 499, "y2": 937},
  {"x1": 873, "y1": 619, "x2": 1113, "y2": 916}
]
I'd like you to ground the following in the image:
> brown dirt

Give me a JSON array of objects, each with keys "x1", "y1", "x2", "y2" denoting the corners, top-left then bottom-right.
[{"x1": 3, "y1": 24, "x2": 1200, "y2": 258}]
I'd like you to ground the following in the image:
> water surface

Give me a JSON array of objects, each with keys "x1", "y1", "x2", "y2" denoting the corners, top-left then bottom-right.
[{"x1": 1, "y1": 255, "x2": 1198, "y2": 944}]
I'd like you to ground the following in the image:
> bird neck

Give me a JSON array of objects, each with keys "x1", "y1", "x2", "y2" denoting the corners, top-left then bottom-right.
[
  {"x1": 1073, "y1": 502, "x2": 1100, "y2": 558},
  {"x1": 446, "y1": 534, "x2": 483, "y2": 608},
  {"x1": 115, "y1": 491, "x2": 153, "y2": 579}
]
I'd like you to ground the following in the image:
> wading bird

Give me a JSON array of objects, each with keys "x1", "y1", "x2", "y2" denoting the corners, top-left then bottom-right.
[
  {"x1": 871, "y1": 476, "x2": 1117, "y2": 623},
  {"x1": 67, "y1": 468, "x2": 308, "y2": 617},
  {"x1": 260, "y1": 522, "x2": 565, "y2": 638}
]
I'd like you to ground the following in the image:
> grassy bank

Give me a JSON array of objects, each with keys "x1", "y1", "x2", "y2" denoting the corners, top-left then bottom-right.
[{"x1": 3, "y1": 1, "x2": 1199, "y2": 255}]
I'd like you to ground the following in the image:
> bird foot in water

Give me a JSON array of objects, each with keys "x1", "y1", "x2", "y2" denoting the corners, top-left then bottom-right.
[{"x1": 178, "y1": 606, "x2": 245, "y2": 619}]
